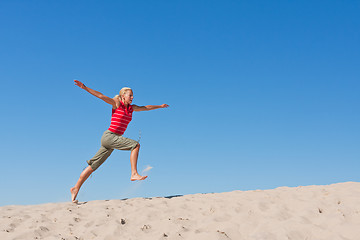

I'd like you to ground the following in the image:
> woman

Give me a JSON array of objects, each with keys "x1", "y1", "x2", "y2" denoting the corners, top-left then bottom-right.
[{"x1": 71, "y1": 80, "x2": 169, "y2": 203}]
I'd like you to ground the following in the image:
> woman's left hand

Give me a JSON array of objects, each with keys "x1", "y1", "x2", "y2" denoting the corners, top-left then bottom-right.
[{"x1": 161, "y1": 104, "x2": 169, "y2": 108}]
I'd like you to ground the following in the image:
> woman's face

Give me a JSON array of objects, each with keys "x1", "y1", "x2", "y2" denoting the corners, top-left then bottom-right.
[{"x1": 122, "y1": 90, "x2": 134, "y2": 105}]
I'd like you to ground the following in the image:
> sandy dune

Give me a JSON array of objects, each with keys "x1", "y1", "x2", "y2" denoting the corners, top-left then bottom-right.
[{"x1": 1, "y1": 182, "x2": 360, "y2": 240}]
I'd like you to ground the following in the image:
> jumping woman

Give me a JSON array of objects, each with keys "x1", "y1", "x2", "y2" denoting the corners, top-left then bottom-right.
[{"x1": 71, "y1": 80, "x2": 169, "y2": 203}]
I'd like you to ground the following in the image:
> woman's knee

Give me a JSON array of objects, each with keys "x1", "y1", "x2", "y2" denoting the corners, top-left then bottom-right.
[{"x1": 132, "y1": 143, "x2": 140, "y2": 151}]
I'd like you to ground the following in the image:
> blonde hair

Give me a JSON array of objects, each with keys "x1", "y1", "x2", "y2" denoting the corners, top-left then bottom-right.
[{"x1": 115, "y1": 87, "x2": 132, "y2": 101}]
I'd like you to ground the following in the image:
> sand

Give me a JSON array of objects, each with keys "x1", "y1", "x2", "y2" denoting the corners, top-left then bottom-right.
[{"x1": 1, "y1": 182, "x2": 360, "y2": 240}]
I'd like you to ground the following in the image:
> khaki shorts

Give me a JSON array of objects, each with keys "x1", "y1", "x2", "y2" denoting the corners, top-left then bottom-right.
[{"x1": 87, "y1": 130, "x2": 139, "y2": 171}]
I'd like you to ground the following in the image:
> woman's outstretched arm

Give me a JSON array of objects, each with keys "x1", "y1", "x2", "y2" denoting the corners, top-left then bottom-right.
[
  {"x1": 74, "y1": 80, "x2": 116, "y2": 108},
  {"x1": 132, "y1": 104, "x2": 169, "y2": 112}
]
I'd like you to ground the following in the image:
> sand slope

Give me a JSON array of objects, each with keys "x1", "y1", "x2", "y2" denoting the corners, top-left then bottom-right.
[{"x1": 1, "y1": 182, "x2": 360, "y2": 240}]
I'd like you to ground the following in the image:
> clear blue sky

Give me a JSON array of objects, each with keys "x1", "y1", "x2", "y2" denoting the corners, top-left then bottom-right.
[{"x1": 0, "y1": 0, "x2": 359, "y2": 206}]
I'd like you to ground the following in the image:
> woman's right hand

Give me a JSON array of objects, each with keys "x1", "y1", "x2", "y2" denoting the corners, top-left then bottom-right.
[
  {"x1": 74, "y1": 80, "x2": 86, "y2": 89},
  {"x1": 74, "y1": 80, "x2": 116, "y2": 108}
]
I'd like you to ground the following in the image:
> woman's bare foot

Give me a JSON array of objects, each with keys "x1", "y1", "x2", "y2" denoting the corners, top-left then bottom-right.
[
  {"x1": 70, "y1": 187, "x2": 79, "y2": 203},
  {"x1": 130, "y1": 173, "x2": 148, "y2": 181}
]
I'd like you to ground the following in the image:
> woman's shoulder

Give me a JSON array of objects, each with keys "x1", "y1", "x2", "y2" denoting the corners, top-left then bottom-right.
[{"x1": 112, "y1": 95, "x2": 121, "y2": 108}]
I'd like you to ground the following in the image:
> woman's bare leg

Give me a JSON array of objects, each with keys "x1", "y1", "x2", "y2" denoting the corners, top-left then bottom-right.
[
  {"x1": 130, "y1": 143, "x2": 147, "y2": 181},
  {"x1": 70, "y1": 166, "x2": 94, "y2": 203}
]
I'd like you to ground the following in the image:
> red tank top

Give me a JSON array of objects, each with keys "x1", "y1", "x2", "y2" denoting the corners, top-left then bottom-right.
[{"x1": 108, "y1": 102, "x2": 133, "y2": 135}]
